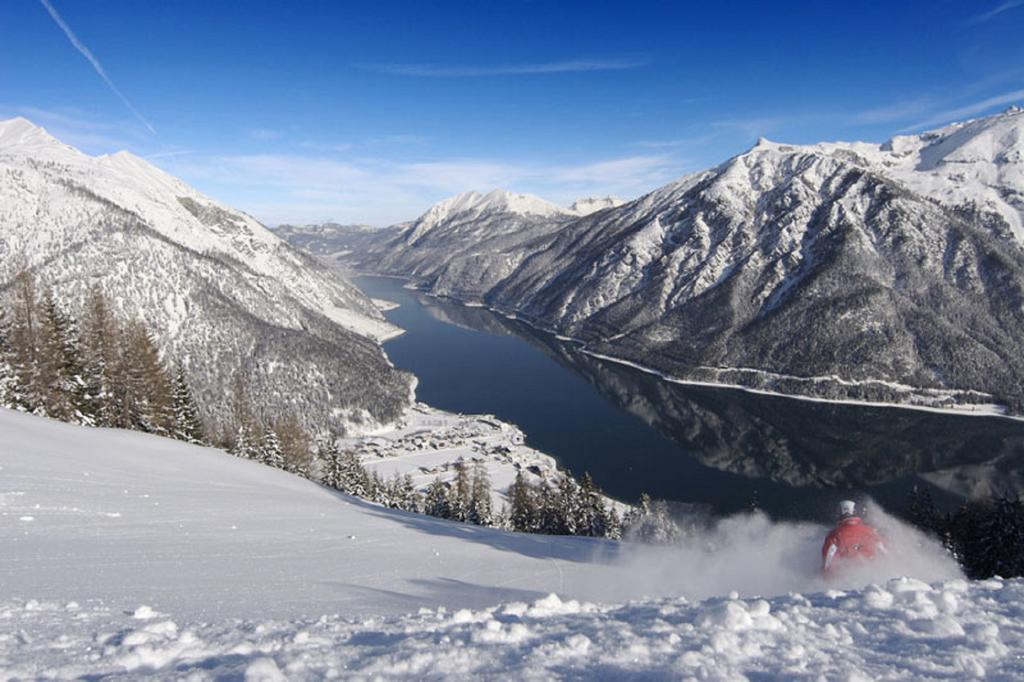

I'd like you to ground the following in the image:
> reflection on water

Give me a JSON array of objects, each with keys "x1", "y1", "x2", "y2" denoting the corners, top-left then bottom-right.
[{"x1": 358, "y1": 276, "x2": 1024, "y2": 520}]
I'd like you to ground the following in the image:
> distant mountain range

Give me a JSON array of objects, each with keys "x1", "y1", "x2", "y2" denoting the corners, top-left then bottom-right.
[
  {"x1": 0, "y1": 117, "x2": 411, "y2": 432},
  {"x1": 286, "y1": 107, "x2": 1024, "y2": 414}
]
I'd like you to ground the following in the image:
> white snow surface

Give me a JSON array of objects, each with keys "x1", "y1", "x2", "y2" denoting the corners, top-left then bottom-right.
[
  {"x1": 3, "y1": 408, "x2": 1019, "y2": 678},
  {"x1": 0, "y1": 116, "x2": 396, "y2": 342},
  {"x1": 405, "y1": 189, "x2": 571, "y2": 243}
]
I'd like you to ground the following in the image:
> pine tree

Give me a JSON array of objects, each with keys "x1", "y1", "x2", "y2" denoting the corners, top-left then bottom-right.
[
  {"x1": 119, "y1": 321, "x2": 175, "y2": 434},
  {"x1": 578, "y1": 472, "x2": 613, "y2": 538},
  {"x1": 556, "y1": 475, "x2": 582, "y2": 535},
  {"x1": 318, "y1": 440, "x2": 344, "y2": 489},
  {"x1": 171, "y1": 367, "x2": 206, "y2": 444},
  {"x1": 391, "y1": 474, "x2": 421, "y2": 513},
  {"x1": 0, "y1": 310, "x2": 26, "y2": 410},
  {"x1": 275, "y1": 412, "x2": 313, "y2": 478},
  {"x1": 80, "y1": 287, "x2": 119, "y2": 426},
  {"x1": 535, "y1": 481, "x2": 563, "y2": 535},
  {"x1": 338, "y1": 450, "x2": 372, "y2": 497},
  {"x1": 624, "y1": 493, "x2": 682, "y2": 544},
  {"x1": 24, "y1": 292, "x2": 93, "y2": 424},
  {"x1": 257, "y1": 428, "x2": 285, "y2": 469},
  {"x1": 8, "y1": 268, "x2": 41, "y2": 413},
  {"x1": 468, "y1": 462, "x2": 493, "y2": 526},
  {"x1": 508, "y1": 470, "x2": 535, "y2": 532},
  {"x1": 424, "y1": 477, "x2": 451, "y2": 519},
  {"x1": 229, "y1": 423, "x2": 258, "y2": 459},
  {"x1": 449, "y1": 458, "x2": 472, "y2": 522}
]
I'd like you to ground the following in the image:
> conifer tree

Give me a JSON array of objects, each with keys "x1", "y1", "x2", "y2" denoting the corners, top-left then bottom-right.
[
  {"x1": 318, "y1": 440, "x2": 344, "y2": 489},
  {"x1": 578, "y1": 472, "x2": 613, "y2": 538},
  {"x1": 449, "y1": 458, "x2": 472, "y2": 522},
  {"x1": 469, "y1": 462, "x2": 493, "y2": 526},
  {"x1": 171, "y1": 367, "x2": 205, "y2": 445},
  {"x1": 257, "y1": 428, "x2": 285, "y2": 469},
  {"x1": 227, "y1": 371, "x2": 259, "y2": 458},
  {"x1": 8, "y1": 268, "x2": 41, "y2": 413},
  {"x1": 275, "y1": 412, "x2": 313, "y2": 478},
  {"x1": 623, "y1": 493, "x2": 682, "y2": 544},
  {"x1": 424, "y1": 477, "x2": 451, "y2": 519},
  {"x1": 0, "y1": 311, "x2": 25, "y2": 410},
  {"x1": 80, "y1": 287, "x2": 119, "y2": 426},
  {"x1": 338, "y1": 449, "x2": 372, "y2": 497},
  {"x1": 390, "y1": 473, "x2": 421, "y2": 513},
  {"x1": 120, "y1": 321, "x2": 175, "y2": 434},
  {"x1": 557, "y1": 475, "x2": 582, "y2": 535},
  {"x1": 508, "y1": 470, "x2": 535, "y2": 532}
]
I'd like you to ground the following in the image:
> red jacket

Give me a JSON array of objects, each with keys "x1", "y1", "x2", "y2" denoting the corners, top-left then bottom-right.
[{"x1": 821, "y1": 517, "x2": 885, "y2": 572}]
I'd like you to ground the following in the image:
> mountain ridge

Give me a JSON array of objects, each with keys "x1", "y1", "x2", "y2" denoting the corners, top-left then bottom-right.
[
  {"x1": 312, "y1": 107, "x2": 1024, "y2": 413},
  {"x1": 0, "y1": 117, "x2": 411, "y2": 432}
]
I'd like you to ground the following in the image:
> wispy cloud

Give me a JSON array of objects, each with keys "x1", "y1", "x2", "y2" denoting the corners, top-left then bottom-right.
[
  {"x1": 171, "y1": 151, "x2": 680, "y2": 226},
  {"x1": 898, "y1": 89, "x2": 1024, "y2": 131},
  {"x1": 38, "y1": 0, "x2": 156, "y2": 135},
  {"x1": 367, "y1": 57, "x2": 648, "y2": 77},
  {"x1": 968, "y1": 0, "x2": 1024, "y2": 25}
]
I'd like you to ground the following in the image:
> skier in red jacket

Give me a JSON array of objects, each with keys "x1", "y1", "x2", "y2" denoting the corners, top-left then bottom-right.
[{"x1": 821, "y1": 500, "x2": 887, "y2": 574}]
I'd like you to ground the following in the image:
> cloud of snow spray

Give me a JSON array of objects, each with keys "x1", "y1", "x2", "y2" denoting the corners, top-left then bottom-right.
[{"x1": 594, "y1": 500, "x2": 962, "y2": 603}]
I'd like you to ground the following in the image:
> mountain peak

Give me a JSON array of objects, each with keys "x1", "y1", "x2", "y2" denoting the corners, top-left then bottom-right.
[{"x1": 0, "y1": 116, "x2": 67, "y2": 152}]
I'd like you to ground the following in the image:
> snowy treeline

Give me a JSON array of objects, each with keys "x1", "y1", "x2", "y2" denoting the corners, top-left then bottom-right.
[
  {"x1": 0, "y1": 270, "x2": 205, "y2": 444},
  {"x1": 908, "y1": 487, "x2": 1024, "y2": 579}
]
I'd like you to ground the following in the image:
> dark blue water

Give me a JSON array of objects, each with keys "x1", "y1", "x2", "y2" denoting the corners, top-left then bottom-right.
[{"x1": 358, "y1": 276, "x2": 1024, "y2": 522}]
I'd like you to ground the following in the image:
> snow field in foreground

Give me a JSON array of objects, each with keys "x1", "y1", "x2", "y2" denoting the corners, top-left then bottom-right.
[
  {"x1": 2, "y1": 408, "x2": 1019, "y2": 677},
  {"x1": 2, "y1": 578, "x2": 1022, "y2": 679}
]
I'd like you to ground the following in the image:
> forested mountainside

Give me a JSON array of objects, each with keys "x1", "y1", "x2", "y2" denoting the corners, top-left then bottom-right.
[{"x1": 0, "y1": 117, "x2": 411, "y2": 433}]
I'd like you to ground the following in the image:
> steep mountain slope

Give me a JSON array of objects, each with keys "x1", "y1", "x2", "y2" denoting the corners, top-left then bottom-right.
[
  {"x1": 337, "y1": 189, "x2": 579, "y2": 299},
  {"x1": 287, "y1": 191, "x2": 624, "y2": 299},
  {"x1": 273, "y1": 221, "x2": 384, "y2": 259},
  {"x1": 477, "y1": 109, "x2": 1024, "y2": 412},
  {"x1": 0, "y1": 117, "x2": 410, "y2": 431}
]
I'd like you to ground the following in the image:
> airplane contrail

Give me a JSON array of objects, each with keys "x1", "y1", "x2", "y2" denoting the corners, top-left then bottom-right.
[{"x1": 38, "y1": 0, "x2": 157, "y2": 135}]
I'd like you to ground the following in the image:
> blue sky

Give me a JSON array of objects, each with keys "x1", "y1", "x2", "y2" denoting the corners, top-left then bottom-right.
[{"x1": 2, "y1": 0, "x2": 1024, "y2": 225}]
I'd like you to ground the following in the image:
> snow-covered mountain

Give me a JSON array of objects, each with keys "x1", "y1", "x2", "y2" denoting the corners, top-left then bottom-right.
[
  {"x1": 0, "y1": 117, "x2": 410, "y2": 431},
  {"x1": 331, "y1": 189, "x2": 580, "y2": 298},
  {"x1": 484, "y1": 108, "x2": 1024, "y2": 412},
  {"x1": 319, "y1": 108, "x2": 1024, "y2": 413},
  {"x1": 6, "y1": 407, "x2": 1018, "y2": 679}
]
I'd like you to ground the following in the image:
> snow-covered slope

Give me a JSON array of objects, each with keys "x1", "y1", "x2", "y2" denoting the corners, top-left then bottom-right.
[
  {"x1": 329, "y1": 109, "x2": 1024, "y2": 413},
  {"x1": 336, "y1": 189, "x2": 580, "y2": 299},
  {"x1": 3, "y1": 409, "x2": 1019, "y2": 678},
  {"x1": 0, "y1": 117, "x2": 409, "y2": 430},
  {"x1": 482, "y1": 109, "x2": 1024, "y2": 412}
]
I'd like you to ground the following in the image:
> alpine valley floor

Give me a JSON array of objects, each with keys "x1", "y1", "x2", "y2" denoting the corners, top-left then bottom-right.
[{"x1": 2, "y1": 408, "x2": 1020, "y2": 679}]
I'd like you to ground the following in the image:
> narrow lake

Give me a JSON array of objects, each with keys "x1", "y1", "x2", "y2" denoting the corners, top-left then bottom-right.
[{"x1": 357, "y1": 275, "x2": 1024, "y2": 522}]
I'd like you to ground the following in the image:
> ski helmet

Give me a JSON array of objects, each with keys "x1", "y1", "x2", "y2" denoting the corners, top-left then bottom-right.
[{"x1": 839, "y1": 500, "x2": 856, "y2": 518}]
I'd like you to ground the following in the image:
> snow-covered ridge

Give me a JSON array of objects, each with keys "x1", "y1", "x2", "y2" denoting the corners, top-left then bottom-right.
[
  {"x1": 0, "y1": 117, "x2": 410, "y2": 429},
  {"x1": 406, "y1": 189, "x2": 572, "y2": 244}
]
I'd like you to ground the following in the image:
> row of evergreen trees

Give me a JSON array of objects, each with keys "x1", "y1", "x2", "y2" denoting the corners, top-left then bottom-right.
[
  {"x1": 0, "y1": 270, "x2": 205, "y2": 444},
  {"x1": 907, "y1": 487, "x2": 1024, "y2": 579}
]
